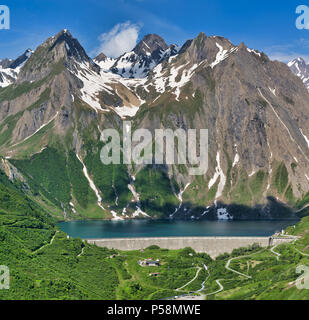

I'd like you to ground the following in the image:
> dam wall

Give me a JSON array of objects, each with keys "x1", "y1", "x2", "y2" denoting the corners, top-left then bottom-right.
[{"x1": 86, "y1": 237, "x2": 292, "y2": 258}]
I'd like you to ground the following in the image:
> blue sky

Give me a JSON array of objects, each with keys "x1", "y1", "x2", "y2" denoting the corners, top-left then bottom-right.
[{"x1": 0, "y1": 0, "x2": 309, "y2": 62}]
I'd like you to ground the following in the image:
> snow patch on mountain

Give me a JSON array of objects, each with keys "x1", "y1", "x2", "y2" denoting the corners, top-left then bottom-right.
[
  {"x1": 110, "y1": 37, "x2": 179, "y2": 80},
  {"x1": 69, "y1": 201, "x2": 77, "y2": 214},
  {"x1": 170, "y1": 183, "x2": 191, "y2": 218},
  {"x1": 208, "y1": 152, "x2": 226, "y2": 199},
  {"x1": 300, "y1": 129, "x2": 309, "y2": 149},
  {"x1": 112, "y1": 105, "x2": 140, "y2": 118},
  {"x1": 111, "y1": 211, "x2": 124, "y2": 220},
  {"x1": 77, "y1": 153, "x2": 123, "y2": 220},
  {"x1": 269, "y1": 87, "x2": 276, "y2": 96},
  {"x1": 232, "y1": 153, "x2": 239, "y2": 167},
  {"x1": 217, "y1": 208, "x2": 233, "y2": 220},
  {"x1": 73, "y1": 62, "x2": 113, "y2": 112},
  {"x1": 150, "y1": 61, "x2": 200, "y2": 100},
  {"x1": 76, "y1": 153, "x2": 106, "y2": 212},
  {"x1": 288, "y1": 57, "x2": 309, "y2": 92},
  {"x1": 112, "y1": 51, "x2": 157, "y2": 78},
  {"x1": 211, "y1": 44, "x2": 238, "y2": 69},
  {"x1": 211, "y1": 43, "x2": 229, "y2": 68},
  {"x1": 95, "y1": 57, "x2": 116, "y2": 71},
  {"x1": 128, "y1": 183, "x2": 150, "y2": 218},
  {"x1": 72, "y1": 57, "x2": 147, "y2": 115},
  {"x1": 0, "y1": 49, "x2": 33, "y2": 87},
  {"x1": 249, "y1": 171, "x2": 256, "y2": 177},
  {"x1": 247, "y1": 48, "x2": 261, "y2": 57}
]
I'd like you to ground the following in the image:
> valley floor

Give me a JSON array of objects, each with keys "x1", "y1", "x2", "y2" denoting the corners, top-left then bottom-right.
[{"x1": 1, "y1": 207, "x2": 309, "y2": 300}]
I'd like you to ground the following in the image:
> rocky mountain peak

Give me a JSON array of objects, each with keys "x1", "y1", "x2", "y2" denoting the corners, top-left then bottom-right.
[
  {"x1": 238, "y1": 42, "x2": 247, "y2": 50},
  {"x1": 0, "y1": 58, "x2": 13, "y2": 69},
  {"x1": 133, "y1": 34, "x2": 168, "y2": 57},
  {"x1": 288, "y1": 57, "x2": 306, "y2": 67},
  {"x1": 110, "y1": 33, "x2": 175, "y2": 78},
  {"x1": 49, "y1": 29, "x2": 90, "y2": 63},
  {"x1": 94, "y1": 52, "x2": 108, "y2": 63},
  {"x1": 9, "y1": 49, "x2": 33, "y2": 69},
  {"x1": 176, "y1": 33, "x2": 236, "y2": 65},
  {"x1": 288, "y1": 57, "x2": 309, "y2": 91},
  {"x1": 17, "y1": 30, "x2": 100, "y2": 82},
  {"x1": 0, "y1": 49, "x2": 33, "y2": 87}
]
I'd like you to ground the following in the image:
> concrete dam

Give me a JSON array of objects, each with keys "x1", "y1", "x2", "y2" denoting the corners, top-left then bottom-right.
[{"x1": 87, "y1": 236, "x2": 294, "y2": 258}]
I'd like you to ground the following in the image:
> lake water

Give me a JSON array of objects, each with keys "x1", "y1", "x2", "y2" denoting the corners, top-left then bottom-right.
[{"x1": 57, "y1": 219, "x2": 299, "y2": 239}]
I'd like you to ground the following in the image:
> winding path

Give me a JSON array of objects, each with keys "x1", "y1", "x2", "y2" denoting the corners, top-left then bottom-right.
[
  {"x1": 225, "y1": 256, "x2": 252, "y2": 279},
  {"x1": 270, "y1": 244, "x2": 281, "y2": 261},
  {"x1": 204, "y1": 280, "x2": 224, "y2": 296},
  {"x1": 295, "y1": 248, "x2": 309, "y2": 257},
  {"x1": 205, "y1": 250, "x2": 265, "y2": 297},
  {"x1": 32, "y1": 231, "x2": 58, "y2": 254},
  {"x1": 196, "y1": 265, "x2": 210, "y2": 293},
  {"x1": 77, "y1": 246, "x2": 85, "y2": 257},
  {"x1": 176, "y1": 267, "x2": 202, "y2": 291}
]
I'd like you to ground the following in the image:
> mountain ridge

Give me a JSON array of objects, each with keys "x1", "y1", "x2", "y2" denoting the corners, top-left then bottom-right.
[
  {"x1": 288, "y1": 57, "x2": 309, "y2": 92},
  {"x1": 0, "y1": 49, "x2": 33, "y2": 88},
  {"x1": 0, "y1": 29, "x2": 308, "y2": 221}
]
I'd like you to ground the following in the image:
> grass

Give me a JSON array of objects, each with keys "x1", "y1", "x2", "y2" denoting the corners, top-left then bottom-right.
[
  {"x1": 12, "y1": 147, "x2": 71, "y2": 207},
  {"x1": 134, "y1": 165, "x2": 179, "y2": 218},
  {"x1": 249, "y1": 170, "x2": 267, "y2": 202},
  {"x1": 229, "y1": 169, "x2": 252, "y2": 206},
  {"x1": 135, "y1": 85, "x2": 204, "y2": 128},
  {"x1": 1, "y1": 164, "x2": 309, "y2": 300},
  {"x1": 273, "y1": 162, "x2": 289, "y2": 195},
  {"x1": 67, "y1": 151, "x2": 97, "y2": 209},
  {"x1": 0, "y1": 111, "x2": 24, "y2": 148},
  {"x1": 0, "y1": 174, "x2": 212, "y2": 300},
  {"x1": 83, "y1": 141, "x2": 132, "y2": 213},
  {"x1": 0, "y1": 58, "x2": 63, "y2": 103}
]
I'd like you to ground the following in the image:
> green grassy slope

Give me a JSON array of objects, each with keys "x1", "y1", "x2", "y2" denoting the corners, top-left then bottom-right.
[
  {"x1": 1, "y1": 166, "x2": 309, "y2": 300},
  {"x1": 10, "y1": 147, "x2": 111, "y2": 220}
]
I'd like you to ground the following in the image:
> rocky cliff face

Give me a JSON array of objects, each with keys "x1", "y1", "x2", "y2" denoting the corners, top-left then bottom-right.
[{"x1": 0, "y1": 30, "x2": 308, "y2": 221}]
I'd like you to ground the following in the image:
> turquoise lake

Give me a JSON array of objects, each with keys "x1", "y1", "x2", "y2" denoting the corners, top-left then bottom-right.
[{"x1": 57, "y1": 219, "x2": 299, "y2": 239}]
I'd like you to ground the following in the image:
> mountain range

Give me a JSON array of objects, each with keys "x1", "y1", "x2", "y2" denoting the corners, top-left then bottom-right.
[{"x1": 0, "y1": 29, "x2": 308, "y2": 221}]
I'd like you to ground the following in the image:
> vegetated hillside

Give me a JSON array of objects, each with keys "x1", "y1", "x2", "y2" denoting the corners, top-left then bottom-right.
[
  {"x1": 0, "y1": 166, "x2": 309, "y2": 300},
  {"x1": 0, "y1": 29, "x2": 308, "y2": 221}
]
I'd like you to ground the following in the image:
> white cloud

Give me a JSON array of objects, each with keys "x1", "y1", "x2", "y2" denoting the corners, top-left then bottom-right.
[
  {"x1": 265, "y1": 41, "x2": 309, "y2": 64},
  {"x1": 95, "y1": 21, "x2": 141, "y2": 58},
  {"x1": 268, "y1": 52, "x2": 309, "y2": 64}
]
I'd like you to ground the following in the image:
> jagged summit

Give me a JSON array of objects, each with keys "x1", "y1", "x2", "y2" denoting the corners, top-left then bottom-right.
[
  {"x1": 288, "y1": 57, "x2": 306, "y2": 66},
  {"x1": 94, "y1": 52, "x2": 108, "y2": 63},
  {"x1": 9, "y1": 49, "x2": 33, "y2": 69},
  {"x1": 17, "y1": 29, "x2": 100, "y2": 82},
  {"x1": 288, "y1": 57, "x2": 309, "y2": 92},
  {"x1": 50, "y1": 29, "x2": 91, "y2": 63},
  {"x1": 93, "y1": 52, "x2": 115, "y2": 71},
  {"x1": 110, "y1": 33, "x2": 178, "y2": 78},
  {"x1": 133, "y1": 34, "x2": 168, "y2": 57},
  {"x1": 0, "y1": 58, "x2": 13, "y2": 69}
]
